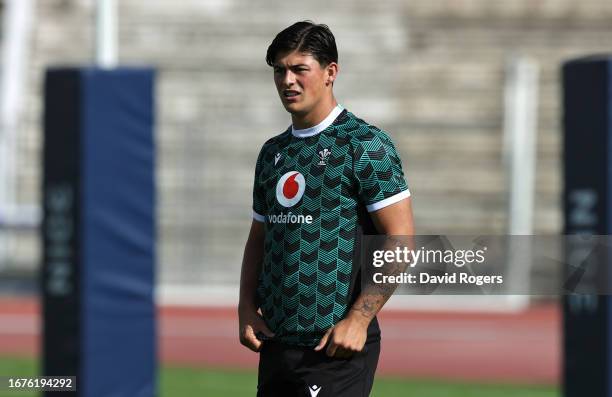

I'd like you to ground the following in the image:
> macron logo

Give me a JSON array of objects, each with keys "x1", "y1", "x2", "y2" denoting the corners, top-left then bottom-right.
[{"x1": 308, "y1": 385, "x2": 322, "y2": 397}]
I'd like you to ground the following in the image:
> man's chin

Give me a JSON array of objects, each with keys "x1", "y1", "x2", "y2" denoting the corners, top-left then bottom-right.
[{"x1": 283, "y1": 103, "x2": 303, "y2": 114}]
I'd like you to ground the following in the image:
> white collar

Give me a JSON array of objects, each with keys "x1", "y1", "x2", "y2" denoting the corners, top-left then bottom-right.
[{"x1": 291, "y1": 105, "x2": 344, "y2": 138}]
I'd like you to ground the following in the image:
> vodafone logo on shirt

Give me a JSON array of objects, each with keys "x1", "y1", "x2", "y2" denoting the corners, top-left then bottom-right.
[{"x1": 276, "y1": 171, "x2": 306, "y2": 207}]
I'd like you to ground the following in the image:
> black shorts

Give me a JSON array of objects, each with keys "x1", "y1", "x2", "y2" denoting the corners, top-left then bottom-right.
[{"x1": 257, "y1": 338, "x2": 380, "y2": 397}]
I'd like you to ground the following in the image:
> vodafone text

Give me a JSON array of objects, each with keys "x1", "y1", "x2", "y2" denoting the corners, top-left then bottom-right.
[{"x1": 268, "y1": 212, "x2": 313, "y2": 224}]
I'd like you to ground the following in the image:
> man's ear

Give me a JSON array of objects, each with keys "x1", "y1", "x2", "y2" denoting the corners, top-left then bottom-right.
[{"x1": 326, "y1": 62, "x2": 338, "y2": 86}]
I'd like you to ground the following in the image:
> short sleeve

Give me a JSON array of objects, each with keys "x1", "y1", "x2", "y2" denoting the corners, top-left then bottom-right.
[
  {"x1": 353, "y1": 131, "x2": 410, "y2": 212},
  {"x1": 252, "y1": 148, "x2": 267, "y2": 222}
]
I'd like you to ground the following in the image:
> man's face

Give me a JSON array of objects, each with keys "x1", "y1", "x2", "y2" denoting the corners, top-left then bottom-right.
[{"x1": 273, "y1": 50, "x2": 333, "y2": 116}]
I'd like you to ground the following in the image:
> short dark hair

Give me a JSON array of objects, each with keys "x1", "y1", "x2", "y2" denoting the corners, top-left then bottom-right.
[{"x1": 266, "y1": 21, "x2": 338, "y2": 68}]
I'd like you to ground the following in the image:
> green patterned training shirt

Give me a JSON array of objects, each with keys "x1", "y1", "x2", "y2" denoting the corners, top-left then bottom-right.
[{"x1": 252, "y1": 105, "x2": 410, "y2": 346}]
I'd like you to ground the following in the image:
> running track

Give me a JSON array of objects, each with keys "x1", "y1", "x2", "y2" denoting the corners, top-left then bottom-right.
[{"x1": 0, "y1": 297, "x2": 559, "y2": 384}]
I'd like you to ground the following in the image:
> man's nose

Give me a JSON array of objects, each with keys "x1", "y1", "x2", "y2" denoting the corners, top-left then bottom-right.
[{"x1": 283, "y1": 70, "x2": 296, "y2": 86}]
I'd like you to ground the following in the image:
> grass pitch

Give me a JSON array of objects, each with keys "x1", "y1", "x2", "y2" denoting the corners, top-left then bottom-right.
[{"x1": 0, "y1": 356, "x2": 559, "y2": 397}]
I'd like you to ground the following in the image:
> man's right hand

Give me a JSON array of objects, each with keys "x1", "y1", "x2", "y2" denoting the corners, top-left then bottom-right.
[{"x1": 238, "y1": 306, "x2": 275, "y2": 352}]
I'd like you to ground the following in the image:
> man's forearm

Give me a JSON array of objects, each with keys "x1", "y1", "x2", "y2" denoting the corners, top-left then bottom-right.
[
  {"x1": 239, "y1": 222, "x2": 264, "y2": 311},
  {"x1": 239, "y1": 248, "x2": 262, "y2": 310},
  {"x1": 347, "y1": 234, "x2": 414, "y2": 325}
]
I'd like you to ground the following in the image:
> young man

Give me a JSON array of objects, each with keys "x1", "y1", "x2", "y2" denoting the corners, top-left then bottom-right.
[{"x1": 238, "y1": 21, "x2": 414, "y2": 397}]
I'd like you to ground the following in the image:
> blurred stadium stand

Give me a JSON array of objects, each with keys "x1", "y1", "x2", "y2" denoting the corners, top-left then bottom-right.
[{"x1": 4, "y1": 0, "x2": 612, "y2": 293}]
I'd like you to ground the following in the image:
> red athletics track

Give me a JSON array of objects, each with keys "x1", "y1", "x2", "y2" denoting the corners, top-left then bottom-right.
[{"x1": 0, "y1": 297, "x2": 559, "y2": 385}]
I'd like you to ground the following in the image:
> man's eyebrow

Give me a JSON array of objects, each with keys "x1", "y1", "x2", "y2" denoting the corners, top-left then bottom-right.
[{"x1": 273, "y1": 64, "x2": 310, "y2": 68}]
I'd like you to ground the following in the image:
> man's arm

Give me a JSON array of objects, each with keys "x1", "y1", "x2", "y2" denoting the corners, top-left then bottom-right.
[
  {"x1": 238, "y1": 220, "x2": 274, "y2": 352},
  {"x1": 314, "y1": 197, "x2": 414, "y2": 357}
]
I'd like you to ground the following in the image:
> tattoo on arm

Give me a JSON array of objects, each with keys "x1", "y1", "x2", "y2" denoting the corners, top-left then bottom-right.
[{"x1": 351, "y1": 295, "x2": 383, "y2": 319}]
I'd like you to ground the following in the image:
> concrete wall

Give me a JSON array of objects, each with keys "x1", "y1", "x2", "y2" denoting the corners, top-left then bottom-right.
[{"x1": 9, "y1": 0, "x2": 612, "y2": 284}]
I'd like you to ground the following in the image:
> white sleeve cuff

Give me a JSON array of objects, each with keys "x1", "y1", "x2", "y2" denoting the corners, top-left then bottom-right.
[
  {"x1": 253, "y1": 211, "x2": 265, "y2": 222},
  {"x1": 366, "y1": 189, "x2": 411, "y2": 212}
]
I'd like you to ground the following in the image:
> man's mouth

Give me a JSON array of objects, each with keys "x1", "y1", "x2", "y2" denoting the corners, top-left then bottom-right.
[{"x1": 284, "y1": 90, "x2": 300, "y2": 98}]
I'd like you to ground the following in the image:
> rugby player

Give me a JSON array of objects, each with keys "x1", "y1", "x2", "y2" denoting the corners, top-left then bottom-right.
[{"x1": 238, "y1": 21, "x2": 414, "y2": 397}]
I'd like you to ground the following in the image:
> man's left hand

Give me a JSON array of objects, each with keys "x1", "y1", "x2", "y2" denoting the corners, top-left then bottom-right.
[{"x1": 313, "y1": 314, "x2": 370, "y2": 358}]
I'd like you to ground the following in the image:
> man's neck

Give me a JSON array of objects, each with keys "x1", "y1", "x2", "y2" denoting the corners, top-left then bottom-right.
[{"x1": 291, "y1": 98, "x2": 338, "y2": 130}]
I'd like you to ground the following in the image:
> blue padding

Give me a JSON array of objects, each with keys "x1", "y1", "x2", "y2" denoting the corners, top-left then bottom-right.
[
  {"x1": 563, "y1": 56, "x2": 612, "y2": 397},
  {"x1": 80, "y1": 68, "x2": 156, "y2": 397}
]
